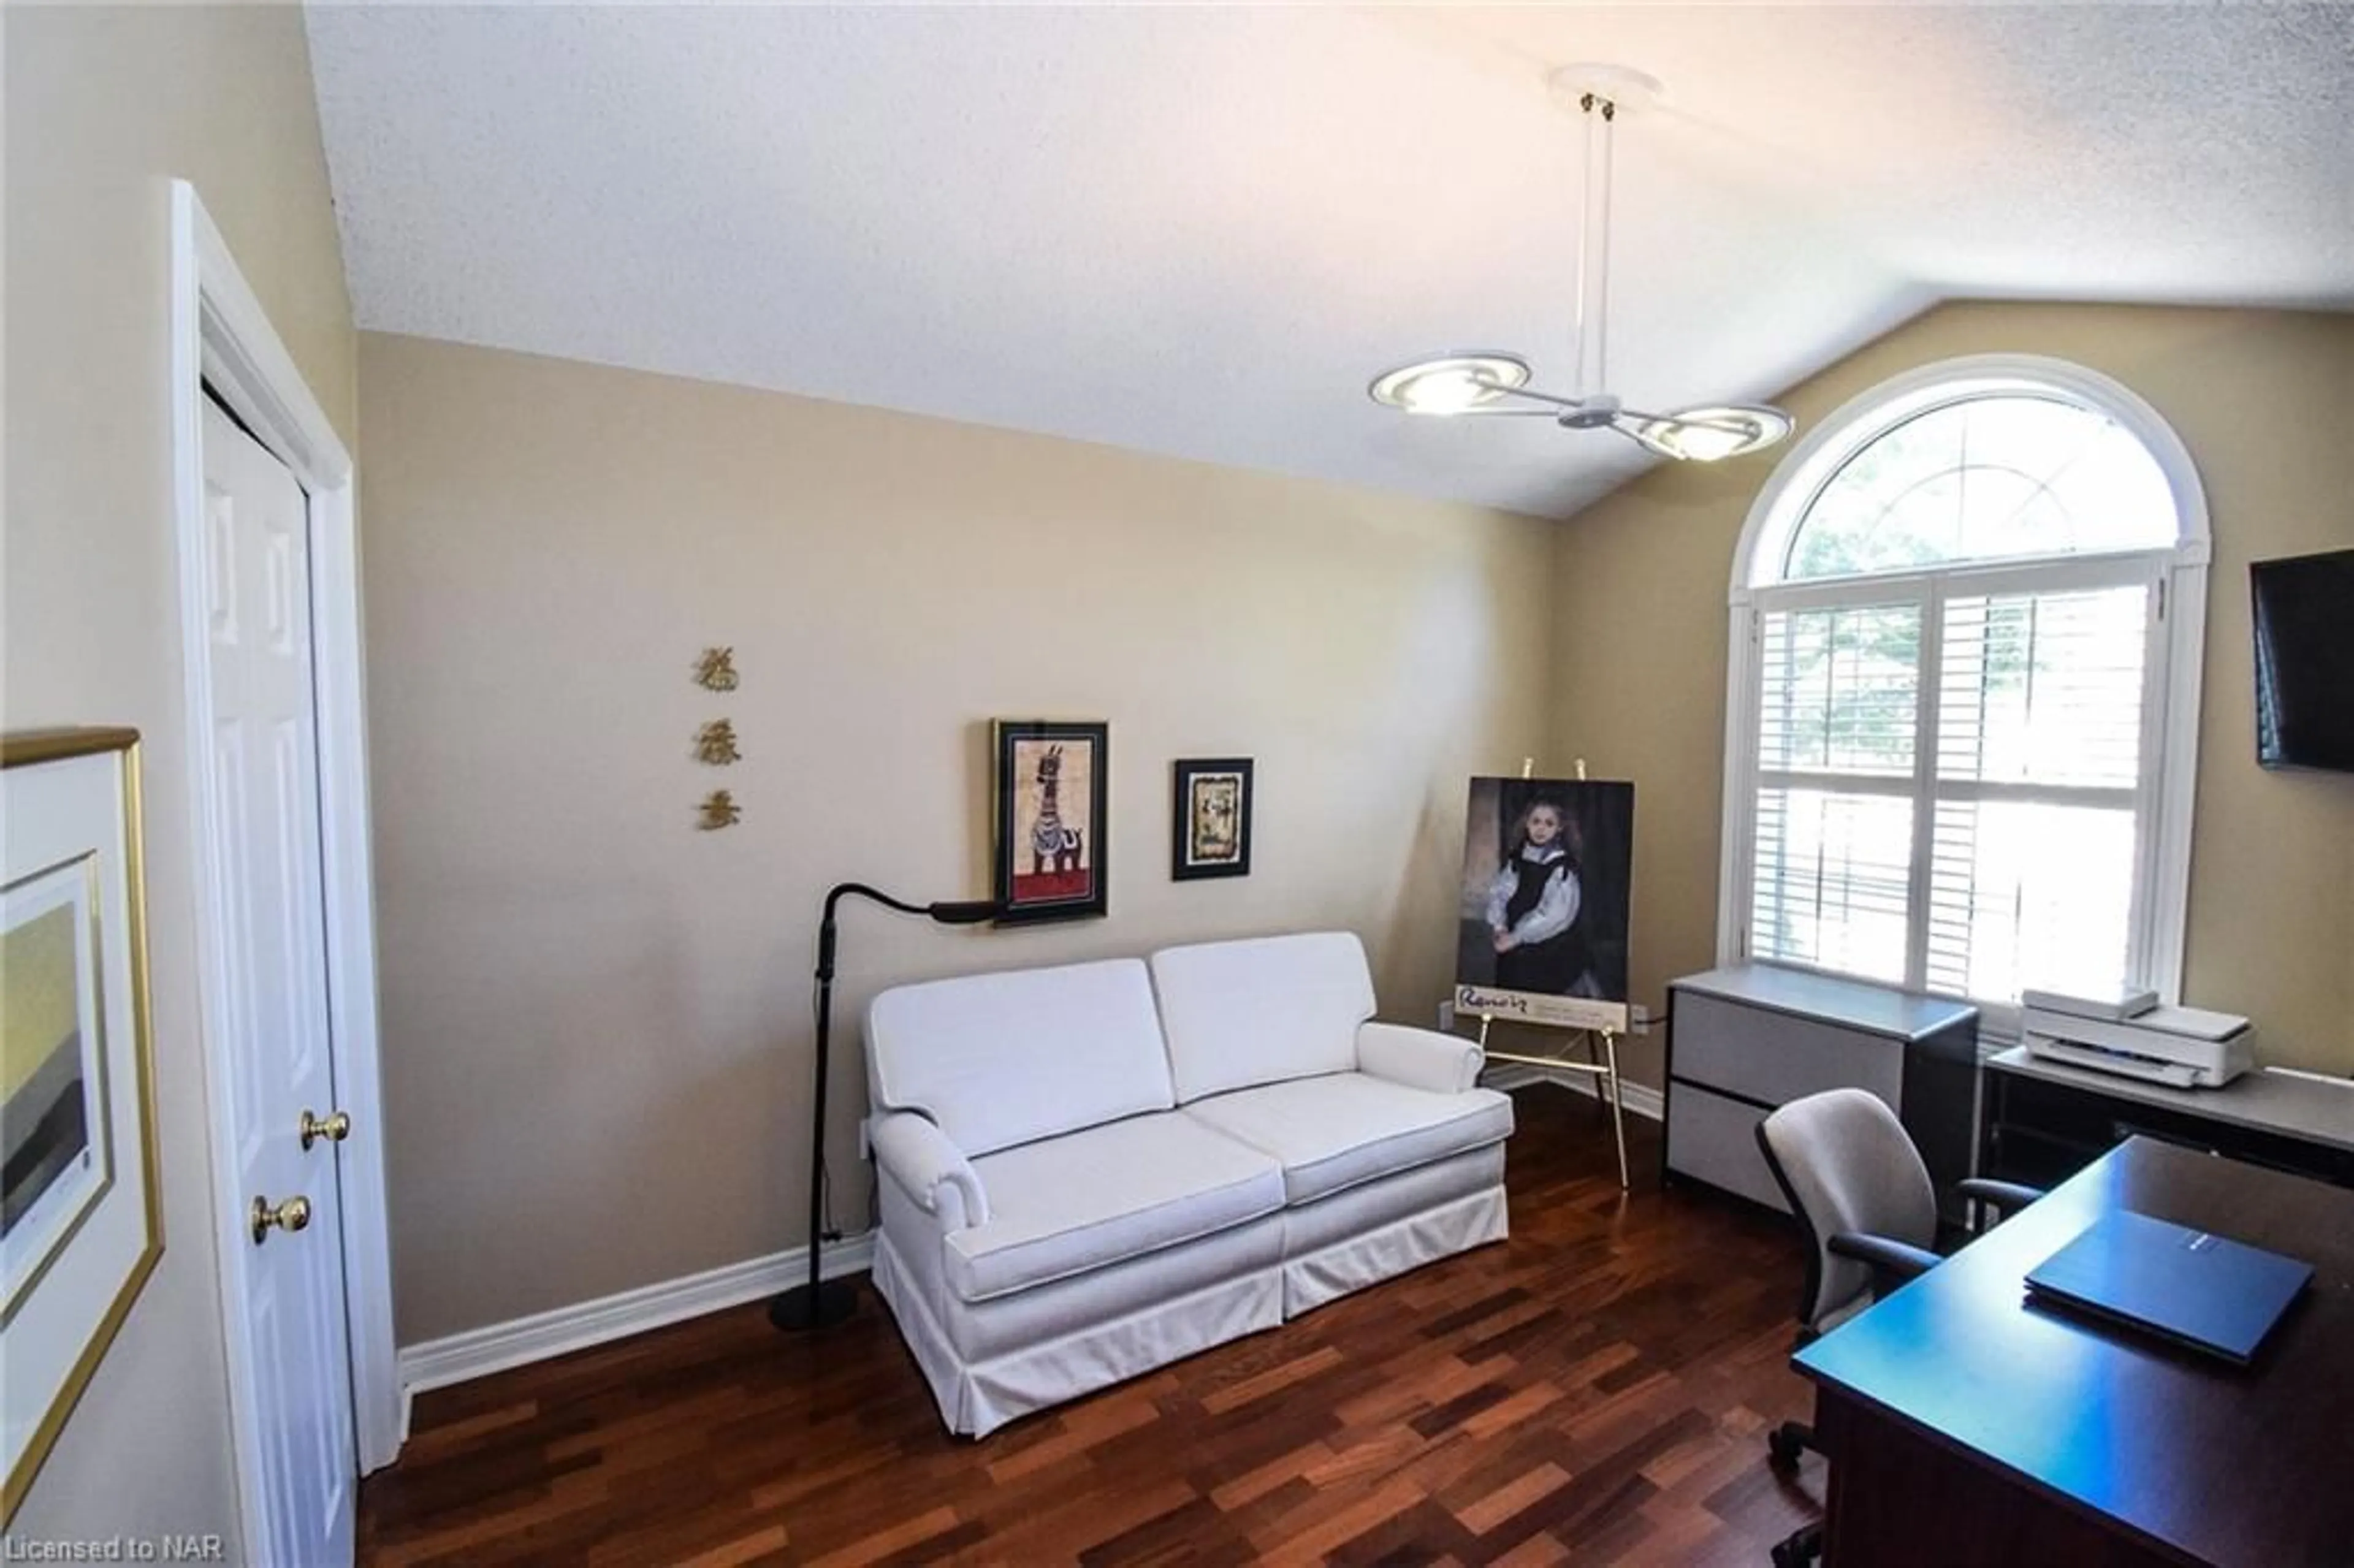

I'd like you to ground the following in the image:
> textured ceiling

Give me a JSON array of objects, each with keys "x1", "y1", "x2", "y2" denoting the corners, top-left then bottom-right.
[{"x1": 307, "y1": 4, "x2": 2354, "y2": 520}]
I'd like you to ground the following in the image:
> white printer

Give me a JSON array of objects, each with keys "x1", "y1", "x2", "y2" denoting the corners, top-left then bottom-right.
[{"x1": 2019, "y1": 989, "x2": 2253, "y2": 1088}]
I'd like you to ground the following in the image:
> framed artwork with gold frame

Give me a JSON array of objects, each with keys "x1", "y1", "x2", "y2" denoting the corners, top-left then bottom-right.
[{"x1": 2, "y1": 729, "x2": 161, "y2": 1520}]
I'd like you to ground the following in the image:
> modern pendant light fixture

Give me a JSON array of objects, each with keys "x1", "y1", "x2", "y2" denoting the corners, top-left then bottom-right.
[{"x1": 1368, "y1": 66, "x2": 1794, "y2": 462}]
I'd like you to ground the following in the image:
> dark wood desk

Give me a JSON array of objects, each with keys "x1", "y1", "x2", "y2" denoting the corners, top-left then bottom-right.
[{"x1": 1793, "y1": 1137, "x2": 2354, "y2": 1566}]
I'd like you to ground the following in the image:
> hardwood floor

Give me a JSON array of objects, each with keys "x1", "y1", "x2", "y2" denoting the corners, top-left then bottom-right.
[{"x1": 361, "y1": 1087, "x2": 1823, "y2": 1565}]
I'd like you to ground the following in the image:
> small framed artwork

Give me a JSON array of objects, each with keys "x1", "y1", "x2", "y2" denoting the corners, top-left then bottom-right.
[
  {"x1": 992, "y1": 720, "x2": 1109, "y2": 924},
  {"x1": 1171, "y1": 758, "x2": 1252, "y2": 881},
  {"x1": 2, "y1": 729, "x2": 162, "y2": 1521}
]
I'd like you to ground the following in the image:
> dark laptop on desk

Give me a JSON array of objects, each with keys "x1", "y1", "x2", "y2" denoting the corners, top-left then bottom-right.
[{"x1": 2024, "y1": 1209, "x2": 2314, "y2": 1365}]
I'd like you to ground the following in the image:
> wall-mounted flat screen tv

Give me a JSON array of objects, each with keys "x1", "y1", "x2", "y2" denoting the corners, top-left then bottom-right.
[{"x1": 2252, "y1": 547, "x2": 2354, "y2": 773}]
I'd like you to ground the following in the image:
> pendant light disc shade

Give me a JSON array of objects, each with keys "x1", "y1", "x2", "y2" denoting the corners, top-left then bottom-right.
[
  {"x1": 1629, "y1": 404, "x2": 1795, "y2": 462},
  {"x1": 1368, "y1": 353, "x2": 1533, "y2": 416}
]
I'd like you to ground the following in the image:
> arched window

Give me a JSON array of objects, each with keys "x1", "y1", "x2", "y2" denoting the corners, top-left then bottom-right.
[{"x1": 1721, "y1": 356, "x2": 2209, "y2": 1024}]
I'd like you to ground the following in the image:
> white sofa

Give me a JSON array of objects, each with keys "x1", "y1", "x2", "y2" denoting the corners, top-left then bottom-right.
[{"x1": 864, "y1": 931, "x2": 1514, "y2": 1437}]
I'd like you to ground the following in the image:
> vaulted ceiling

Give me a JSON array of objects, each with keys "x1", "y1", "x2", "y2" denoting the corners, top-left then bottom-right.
[{"x1": 307, "y1": 5, "x2": 2354, "y2": 519}]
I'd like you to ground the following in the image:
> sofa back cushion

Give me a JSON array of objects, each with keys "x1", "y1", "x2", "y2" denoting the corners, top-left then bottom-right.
[
  {"x1": 867, "y1": 958, "x2": 1176, "y2": 1157},
  {"x1": 1150, "y1": 932, "x2": 1375, "y2": 1103}
]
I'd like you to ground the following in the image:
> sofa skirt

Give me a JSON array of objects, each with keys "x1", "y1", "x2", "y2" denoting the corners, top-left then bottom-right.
[
  {"x1": 872, "y1": 1223, "x2": 1284, "y2": 1438},
  {"x1": 1281, "y1": 1145, "x2": 1509, "y2": 1317},
  {"x1": 872, "y1": 1143, "x2": 1509, "y2": 1437}
]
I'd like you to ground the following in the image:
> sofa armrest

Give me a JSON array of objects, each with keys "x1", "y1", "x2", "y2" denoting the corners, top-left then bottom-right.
[
  {"x1": 1357, "y1": 1021, "x2": 1482, "y2": 1095},
  {"x1": 869, "y1": 1112, "x2": 988, "y2": 1230}
]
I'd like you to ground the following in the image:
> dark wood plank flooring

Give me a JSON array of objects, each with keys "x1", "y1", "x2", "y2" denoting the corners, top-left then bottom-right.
[{"x1": 361, "y1": 1087, "x2": 1822, "y2": 1565}]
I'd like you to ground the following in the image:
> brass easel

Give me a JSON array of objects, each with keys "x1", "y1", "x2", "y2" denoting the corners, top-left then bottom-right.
[
  {"x1": 1471, "y1": 755, "x2": 1629, "y2": 1192},
  {"x1": 1477, "y1": 1016, "x2": 1628, "y2": 1193}
]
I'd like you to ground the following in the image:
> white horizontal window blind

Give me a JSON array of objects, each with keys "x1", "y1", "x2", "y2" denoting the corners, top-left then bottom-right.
[
  {"x1": 1751, "y1": 786, "x2": 1913, "y2": 984},
  {"x1": 1927, "y1": 585, "x2": 2150, "y2": 1003},
  {"x1": 1745, "y1": 574, "x2": 2160, "y2": 1006},
  {"x1": 1935, "y1": 588, "x2": 2148, "y2": 793},
  {"x1": 1751, "y1": 603, "x2": 1921, "y2": 984}
]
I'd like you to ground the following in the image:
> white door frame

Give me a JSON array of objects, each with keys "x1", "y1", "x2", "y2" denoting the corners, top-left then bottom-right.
[{"x1": 167, "y1": 181, "x2": 402, "y2": 1544}]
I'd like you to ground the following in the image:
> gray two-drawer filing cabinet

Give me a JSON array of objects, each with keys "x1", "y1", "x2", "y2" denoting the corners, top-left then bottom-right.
[{"x1": 1663, "y1": 964, "x2": 1979, "y2": 1225}]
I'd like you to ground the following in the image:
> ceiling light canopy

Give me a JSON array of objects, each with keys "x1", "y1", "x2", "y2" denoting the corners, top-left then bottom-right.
[{"x1": 1368, "y1": 66, "x2": 1795, "y2": 464}]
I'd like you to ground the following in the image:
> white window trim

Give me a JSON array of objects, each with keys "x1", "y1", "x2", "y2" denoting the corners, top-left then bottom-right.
[{"x1": 1717, "y1": 354, "x2": 2210, "y2": 1038}]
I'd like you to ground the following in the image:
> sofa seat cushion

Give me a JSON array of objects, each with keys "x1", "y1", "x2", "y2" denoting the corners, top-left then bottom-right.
[
  {"x1": 950, "y1": 1113, "x2": 1284, "y2": 1303},
  {"x1": 1183, "y1": 1073, "x2": 1514, "y2": 1206}
]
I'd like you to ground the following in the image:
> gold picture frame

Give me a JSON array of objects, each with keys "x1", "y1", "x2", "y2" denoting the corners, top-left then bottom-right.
[{"x1": 2, "y1": 729, "x2": 162, "y2": 1521}]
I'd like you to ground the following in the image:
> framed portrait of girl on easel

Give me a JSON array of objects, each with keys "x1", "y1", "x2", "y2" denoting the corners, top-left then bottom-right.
[{"x1": 1453, "y1": 775, "x2": 1635, "y2": 1033}]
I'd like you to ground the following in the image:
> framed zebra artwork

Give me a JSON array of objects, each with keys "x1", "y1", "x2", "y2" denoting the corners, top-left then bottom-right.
[{"x1": 990, "y1": 720, "x2": 1109, "y2": 924}]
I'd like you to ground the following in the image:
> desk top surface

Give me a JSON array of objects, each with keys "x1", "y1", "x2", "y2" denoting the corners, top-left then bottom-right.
[
  {"x1": 1795, "y1": 1137, "x2": 2354, "y2": 1566},
  {"x1": 1668, "y1": 964, "x2": 1977, "y2": 1041},
  {"x1": 1986, "y1": 1045, "x2": 2354, "y2": 1152}
]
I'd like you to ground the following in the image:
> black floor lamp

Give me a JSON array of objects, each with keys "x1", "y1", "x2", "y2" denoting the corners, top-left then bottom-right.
[{"x1": 769, "y1": 881, "x2": 999, "y2": 1331}]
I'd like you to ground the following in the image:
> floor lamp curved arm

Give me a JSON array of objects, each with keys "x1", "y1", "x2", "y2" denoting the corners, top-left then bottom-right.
[{"x1": 771, "y1": 882, "x2": 1001, "y2": 1332}]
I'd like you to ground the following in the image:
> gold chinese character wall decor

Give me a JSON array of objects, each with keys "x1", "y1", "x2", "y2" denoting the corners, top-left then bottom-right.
[
  {"x1": 692, "y1": 650, "x2": 742, "y2": 828},
  {"x1": 693, "y1": 718, "x2": 742, "y2": 767},
  {"x1": 693, "y1": 647, "x2": 739, "y2": 693},
  {"x1": 697, "y1": 790, "x2": 742, "y2": 831}
]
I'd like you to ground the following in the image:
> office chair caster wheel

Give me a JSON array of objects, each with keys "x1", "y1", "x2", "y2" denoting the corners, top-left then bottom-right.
[
  {"x1": 1767, "y1": 1422, "x2": 1806, "y2": 1471},
  {"x1": 1770, "y1": 1523, "x2": 1824, "y2": 1567}
]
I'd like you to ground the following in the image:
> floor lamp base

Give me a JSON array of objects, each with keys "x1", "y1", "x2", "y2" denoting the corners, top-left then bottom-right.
[{"x1": 769, "y1": 1277, "x2": 858, "y2": 1331}]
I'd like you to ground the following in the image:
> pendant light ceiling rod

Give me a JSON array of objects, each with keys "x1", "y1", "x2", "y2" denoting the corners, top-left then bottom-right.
[
  {"x1": 1366, "y1": 64, "x2": 1795, "y2": 464},
  {"x1": 1572, "y1": 89, "x2": 1615, "y2": 402}
]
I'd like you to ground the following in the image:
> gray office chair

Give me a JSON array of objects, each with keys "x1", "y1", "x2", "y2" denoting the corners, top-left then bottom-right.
[{"x1": 1753, "y1": 1089, "x2": 2042, "y2": 1568}]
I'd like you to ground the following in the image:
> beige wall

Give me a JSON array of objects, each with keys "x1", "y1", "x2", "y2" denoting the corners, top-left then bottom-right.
[
  {"x1": 2, "y1": 3, "x2": 354, "y2": 1549},
  {"x1": 356, "y1": 332, "x2": 1555, "y2": 1344},
  {"x1": 1549, "y1": 302, "x2": 2354, "y2": 1089}
]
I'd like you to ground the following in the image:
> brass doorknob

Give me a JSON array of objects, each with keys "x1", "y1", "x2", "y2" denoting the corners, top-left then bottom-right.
[
  {"x1": 299, "y1": 1109, "x2": 352, "y2": 1151},
  {"x1": 249, "y1": 1194, "x2": 312, "y2": 1245}
]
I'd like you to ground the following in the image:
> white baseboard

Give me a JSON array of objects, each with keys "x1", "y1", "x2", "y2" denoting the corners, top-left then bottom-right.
[
  {"x1": 397, "y1": 1231, "x2": 876, "y2": 1398},
  {"x1": 1484, "y1": 1062, "x2": 1664, "y2": 1121}
]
